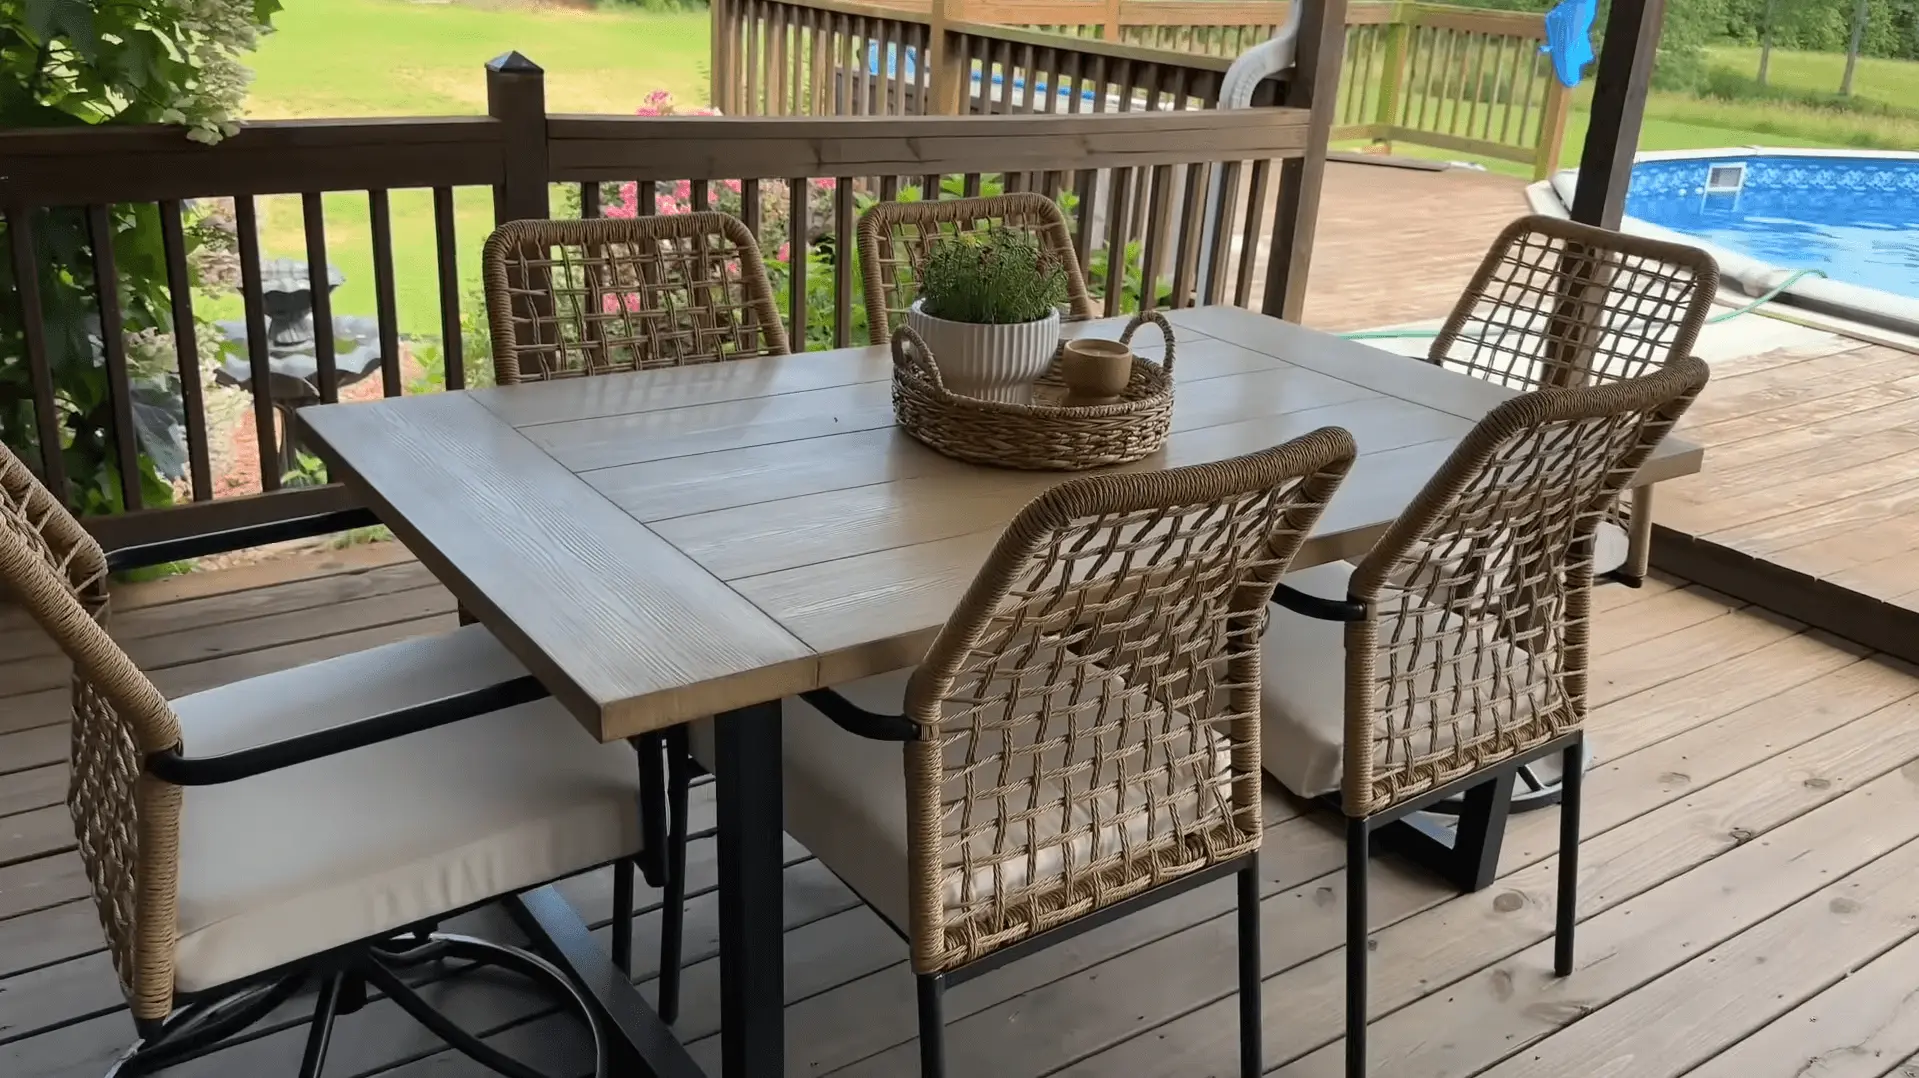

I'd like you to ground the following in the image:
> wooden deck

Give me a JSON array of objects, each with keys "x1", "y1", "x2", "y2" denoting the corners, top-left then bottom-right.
[
  {"x1": 1657, "y1": 314, "x2": 1919, "y2": 627},
  {"x1": 14, "y1": 162, "x2": 1919, "y2": 1077},
  {"x1": 10, "y1": 545, "x2": 1919, "y2": 1078}
]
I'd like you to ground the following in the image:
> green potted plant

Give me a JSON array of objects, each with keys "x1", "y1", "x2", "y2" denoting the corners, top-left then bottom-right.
[{"x1": 906, "y1": 228, "x2": 1068, "y2": 403}]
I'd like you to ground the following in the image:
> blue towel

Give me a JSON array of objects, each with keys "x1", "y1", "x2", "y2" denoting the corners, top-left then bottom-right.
[
  {"x1": 1539, "y1": 0, "x2": 1596, "y2": 89},
  {"x1": 866, "y1": 41, "x2": 918, "y2": 80}
]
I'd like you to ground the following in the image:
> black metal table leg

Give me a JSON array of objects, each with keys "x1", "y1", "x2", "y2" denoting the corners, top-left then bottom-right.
[
  {"x1": 715, "y1": 700, "x2": 786, "y2": 1078},
  {"x1": 506, "y1": 887, "x2": 703, "y2": 1078}
]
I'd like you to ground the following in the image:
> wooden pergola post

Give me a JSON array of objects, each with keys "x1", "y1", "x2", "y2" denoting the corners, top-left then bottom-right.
[
  {"x1": 1570, "y1": 0, "x2": 1663, "y2": 228},
  {"x1": 928, "y1": 0, "x2": 968, "y2": 114}
]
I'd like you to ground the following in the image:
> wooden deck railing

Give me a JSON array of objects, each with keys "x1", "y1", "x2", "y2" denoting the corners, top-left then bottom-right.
[
  {"x1": 0, "y1": 53, "x2": 1330, "y2": 550},
  {"x1": 713, "y1": 0, "x2": 1568, "y2": 178}
]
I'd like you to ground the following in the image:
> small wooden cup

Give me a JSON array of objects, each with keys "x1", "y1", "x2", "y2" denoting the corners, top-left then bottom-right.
[{"x1": 1059, "y1": 338, "x2": 1135, "y2": 406}]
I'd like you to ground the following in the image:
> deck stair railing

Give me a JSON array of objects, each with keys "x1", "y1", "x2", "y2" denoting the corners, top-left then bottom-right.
[{"x1": 712, "y1": 0, "x2": 1569, "y2": 178}]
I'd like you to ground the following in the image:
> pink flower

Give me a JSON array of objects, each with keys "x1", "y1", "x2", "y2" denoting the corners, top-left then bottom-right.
[
  {"x1": 721, "y1": 178, "x2": 743, "y2": 194},
  {"x1": 601, "y1": 292, "x2": 644, "y2": 314},
  {"x1": 776, "y1": 242, "x2": 790, "y2": 263},
  {"x1": 811, "y1": 177, "x2": 838, "y2": 191}
]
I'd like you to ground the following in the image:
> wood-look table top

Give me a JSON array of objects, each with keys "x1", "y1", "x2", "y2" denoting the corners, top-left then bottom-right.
[{"x1": 299, "y1": 305, "x2": 1705, "y2": 743}]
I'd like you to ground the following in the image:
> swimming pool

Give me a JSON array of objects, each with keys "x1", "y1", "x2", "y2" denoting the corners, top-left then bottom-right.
[{"x1": 1624, "y1": 152, "x2": 1919, "y2": 301}]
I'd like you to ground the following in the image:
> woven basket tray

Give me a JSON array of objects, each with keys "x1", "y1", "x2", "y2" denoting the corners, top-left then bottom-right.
[{"x1": 892, "y1": 312, "x2": 1177, "y2": 471}]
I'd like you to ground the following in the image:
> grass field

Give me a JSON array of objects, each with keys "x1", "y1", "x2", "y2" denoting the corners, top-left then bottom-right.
[
  {"x1": 1704, "y1": 44, "x2": 1919, "y2": 111},
  {"x1": 246, "y1": 0, "x2": 710, "y2": 116},
  {"x1": 228, "y1": 0, "x2": 710, "y2": 341}
]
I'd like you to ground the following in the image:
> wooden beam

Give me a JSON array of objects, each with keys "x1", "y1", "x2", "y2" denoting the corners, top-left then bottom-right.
[
  {"x1": 547, "y1": 108, "x2": 1312, "y2": 180},
  {"x1": 1570, "y1": 0, "x2": 1662, "y2": 228},
  {"x1": 1263, "y1": 0, "x2": 1350, "y2": 320}
]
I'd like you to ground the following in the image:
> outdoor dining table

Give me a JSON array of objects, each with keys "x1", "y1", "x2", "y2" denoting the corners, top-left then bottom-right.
[{"x1": 297, "y1": 302, "x2": 1705, "y2": 1078}]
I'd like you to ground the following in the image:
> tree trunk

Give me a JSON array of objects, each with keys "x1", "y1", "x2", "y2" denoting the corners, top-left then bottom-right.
[
  {"x1": 1758, "y1": 0, "x2": 1777, "y2": 86},
  {"x1": 1842, "y1": 0, "x2": 1870, "y2": 95}
]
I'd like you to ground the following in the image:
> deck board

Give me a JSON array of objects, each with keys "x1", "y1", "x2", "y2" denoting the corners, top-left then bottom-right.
[
  {"x1": 9, "y1": 568, "x2": 1913, "y2": 1078},
  {"x1": 7, "y1": 162, "x2": 1919, "y2": 1078},
  {"x1": 1660, "y1": 319, "x2": 1919, "y2": 624}
]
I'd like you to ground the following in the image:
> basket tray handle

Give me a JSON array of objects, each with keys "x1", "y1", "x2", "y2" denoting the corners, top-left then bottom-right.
[
  {"x1": 891, "y1": 324, "x2": 950, "y2": 396},
  {"x1": 1119, "y1": 311, "x2": 1177, "y2": 376}
]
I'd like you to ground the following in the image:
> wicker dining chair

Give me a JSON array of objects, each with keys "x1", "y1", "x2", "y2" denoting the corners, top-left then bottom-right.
[
  {"x1": 1426, "y1": 214, "x2": 1719, "y2": 587},
  {"x1": 681, "y1": 430, "x2": 1356, "y2": 1076},
  {"x1": 0, "y1": 442, "x2": 642, "y2": 1078},
  {"x1": 856, "y1": 193, "x2": 1098, "y2": 344},
  {"x1": 1255, "y1": 357, "x2": 1710, "y2": 1078},
  {"x1": 481, "y1": 210, "x2": 792, "y2": 1024},
  {"x1": 483, "y1": 212, "x2": 790, "y2": 384}
]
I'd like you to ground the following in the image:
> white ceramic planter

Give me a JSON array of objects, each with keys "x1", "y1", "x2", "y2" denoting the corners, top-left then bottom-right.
[{"x1": 905, "y1": 299, "x2": 1061, "y2": 404}]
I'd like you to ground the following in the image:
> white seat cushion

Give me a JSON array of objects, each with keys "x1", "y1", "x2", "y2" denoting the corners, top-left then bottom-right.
[
  {"x1": 692, "y1": 657, "x2": 1231, "y2": 933},
  {"x1": 1260, "y1": 561, "x2": 1557, "y2": 800},
  {"x1": 169, "y1": 625, "x2": 642, "y2": 993},
  {"x1": 1594, "y1": 519, "x2": 1630, "y2": 576}
]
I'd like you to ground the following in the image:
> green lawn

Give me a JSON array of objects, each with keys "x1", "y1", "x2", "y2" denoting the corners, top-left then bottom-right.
[
  {"x1": 1704, "y1": 45, "x2": 1919, "y2": 112},
  {"x1": 246, "y1": 0, "x2": 710, "y2": 117},
  {"x1": 224, "y1": 0, "x2": 711, "y2": 342}
]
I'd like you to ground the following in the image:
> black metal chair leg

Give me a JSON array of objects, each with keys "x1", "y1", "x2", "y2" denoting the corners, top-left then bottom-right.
[
  {"x1": 297, "y1": 973, "x2": 347, "y2": 1078},
  {"x1": 611, "y1": 859, "x2": 635, "y2": 977},
  {"x1": 1237, "y1": 863, "x2": 1262, "y2": 1078},
  {"x1": 1555, "y1": 735, "x2": 1583, "y2": 977},
  {"x1": 658, "y1": 724, "x2": 692, "y2": 1025},
  {"x1": 635, "y1": 732, "x2": 669, "y2": 889},
  {"x1": 106, "y1": 974, "x2": 310, "y2": 1077},
  {"x1": 1347, "y1": 817, "x2": 1369, "y2": 1078},
  {"x1": 917, "y1": 973, "x2": 946, "y2": 1078}
]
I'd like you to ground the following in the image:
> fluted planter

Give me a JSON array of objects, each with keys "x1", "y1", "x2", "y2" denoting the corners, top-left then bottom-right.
[{"x1": 905, "y1": 299, "x2": 1060, "y2": 404}]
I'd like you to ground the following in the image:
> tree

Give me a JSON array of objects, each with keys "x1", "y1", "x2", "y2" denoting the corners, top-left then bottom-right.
[
  {"x1": 0, "y1": 1, "x2": 281, "y2": 515},
  {"x1": 1842, "y1": 0, "x2": 1872, "y2": 92},
  {"x1": 1758, "y1": 0, "x2": 1778, "y2": 83}
]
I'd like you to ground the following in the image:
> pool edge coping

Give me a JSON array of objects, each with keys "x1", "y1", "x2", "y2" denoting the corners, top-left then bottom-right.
[{"x1": 1532, "y1": 148, "x2": 1919, "y2": 340}]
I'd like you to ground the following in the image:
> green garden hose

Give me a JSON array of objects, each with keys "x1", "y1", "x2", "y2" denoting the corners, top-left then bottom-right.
[{"x1": 1334, "y1": 268, "x2": 1830, "y2": 342}]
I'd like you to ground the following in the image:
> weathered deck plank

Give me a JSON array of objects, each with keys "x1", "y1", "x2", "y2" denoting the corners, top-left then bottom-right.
[{"x1": 6, "y1": 164, "x2": 1919, "y2": 1078}]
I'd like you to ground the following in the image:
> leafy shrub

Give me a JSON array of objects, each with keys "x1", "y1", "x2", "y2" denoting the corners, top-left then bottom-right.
[
  {"x1": 0, "y1": 1, "x2": 278, "y2": 519},
  {"x1": 918, "y1": 229, "x2": 1068, "y2": 325}
]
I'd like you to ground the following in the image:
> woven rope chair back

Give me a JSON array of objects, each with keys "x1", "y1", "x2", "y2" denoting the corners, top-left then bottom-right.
[
  {"x1": 1340, "y1": 357, "x2": 1711, "y2": 817},
  {"x1": 0, "y1": 447, "x2": 181, "y2": 1020},
  {"x1": 482, "y1": 213, "x2": 791, "y2": 385},
  {"x1": 1429, "y1": 215, "x2": 1720, "y2": 391},
  {"x1": 856, "y1": 193, "x2": 1097, "y2": 345},
  {"x1": 896, "y1": 429, "x2": 1356, "y2": 974}
]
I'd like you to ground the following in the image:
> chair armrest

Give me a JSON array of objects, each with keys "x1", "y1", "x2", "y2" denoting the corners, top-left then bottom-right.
[
  {"x1": 799, "y1": 688, "x2": 920, "y2": 742},
  {"x1": 106, "y1": 508, "x2": 383, "y2": 573},
  {"x1": 144, "y1": 675, "x2": 550, "y2": 785},
  {"x1": 1271, "y1": 582, "x2": 1367, "y2": 623}
]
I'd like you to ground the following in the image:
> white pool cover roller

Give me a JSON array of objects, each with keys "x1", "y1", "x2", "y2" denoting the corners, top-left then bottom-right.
[{"x1": 1197, "y1": 0, "x2": 1307, "y2": 296}]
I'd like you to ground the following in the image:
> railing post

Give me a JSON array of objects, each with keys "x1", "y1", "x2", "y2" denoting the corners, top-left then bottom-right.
[
  {"x1": 929, "y1": 0, "x2": 967, "y2": 115},
  {"x1": 487, "y1": 52, "x2": 549, "y2": 225},
  {"x1": 1101, "y1": 0, "x2": 1125, "y2": 41},
  {"x1": 711, "y1": 0, "x2": 731, "y2": 113},
  {"x1": 1374, "y1": 2, "x2": 1413, "y2": 150},
  {"x1": 1534, "y1": 75, "x2": 1570, "y2": 181},
  {"x1": 1263, "y1": 0, "x2": 1349, "y2": 320}
]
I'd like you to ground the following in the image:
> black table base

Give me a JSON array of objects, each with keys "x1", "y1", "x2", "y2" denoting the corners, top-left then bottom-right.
[{"x1": 510, "y1": 700, "x2": 787, "y2": 1078}]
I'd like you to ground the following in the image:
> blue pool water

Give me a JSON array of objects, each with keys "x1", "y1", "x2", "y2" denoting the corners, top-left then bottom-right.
[{"x1": 1625, "y1": 154, "x2": 1919, "y2": 301}]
